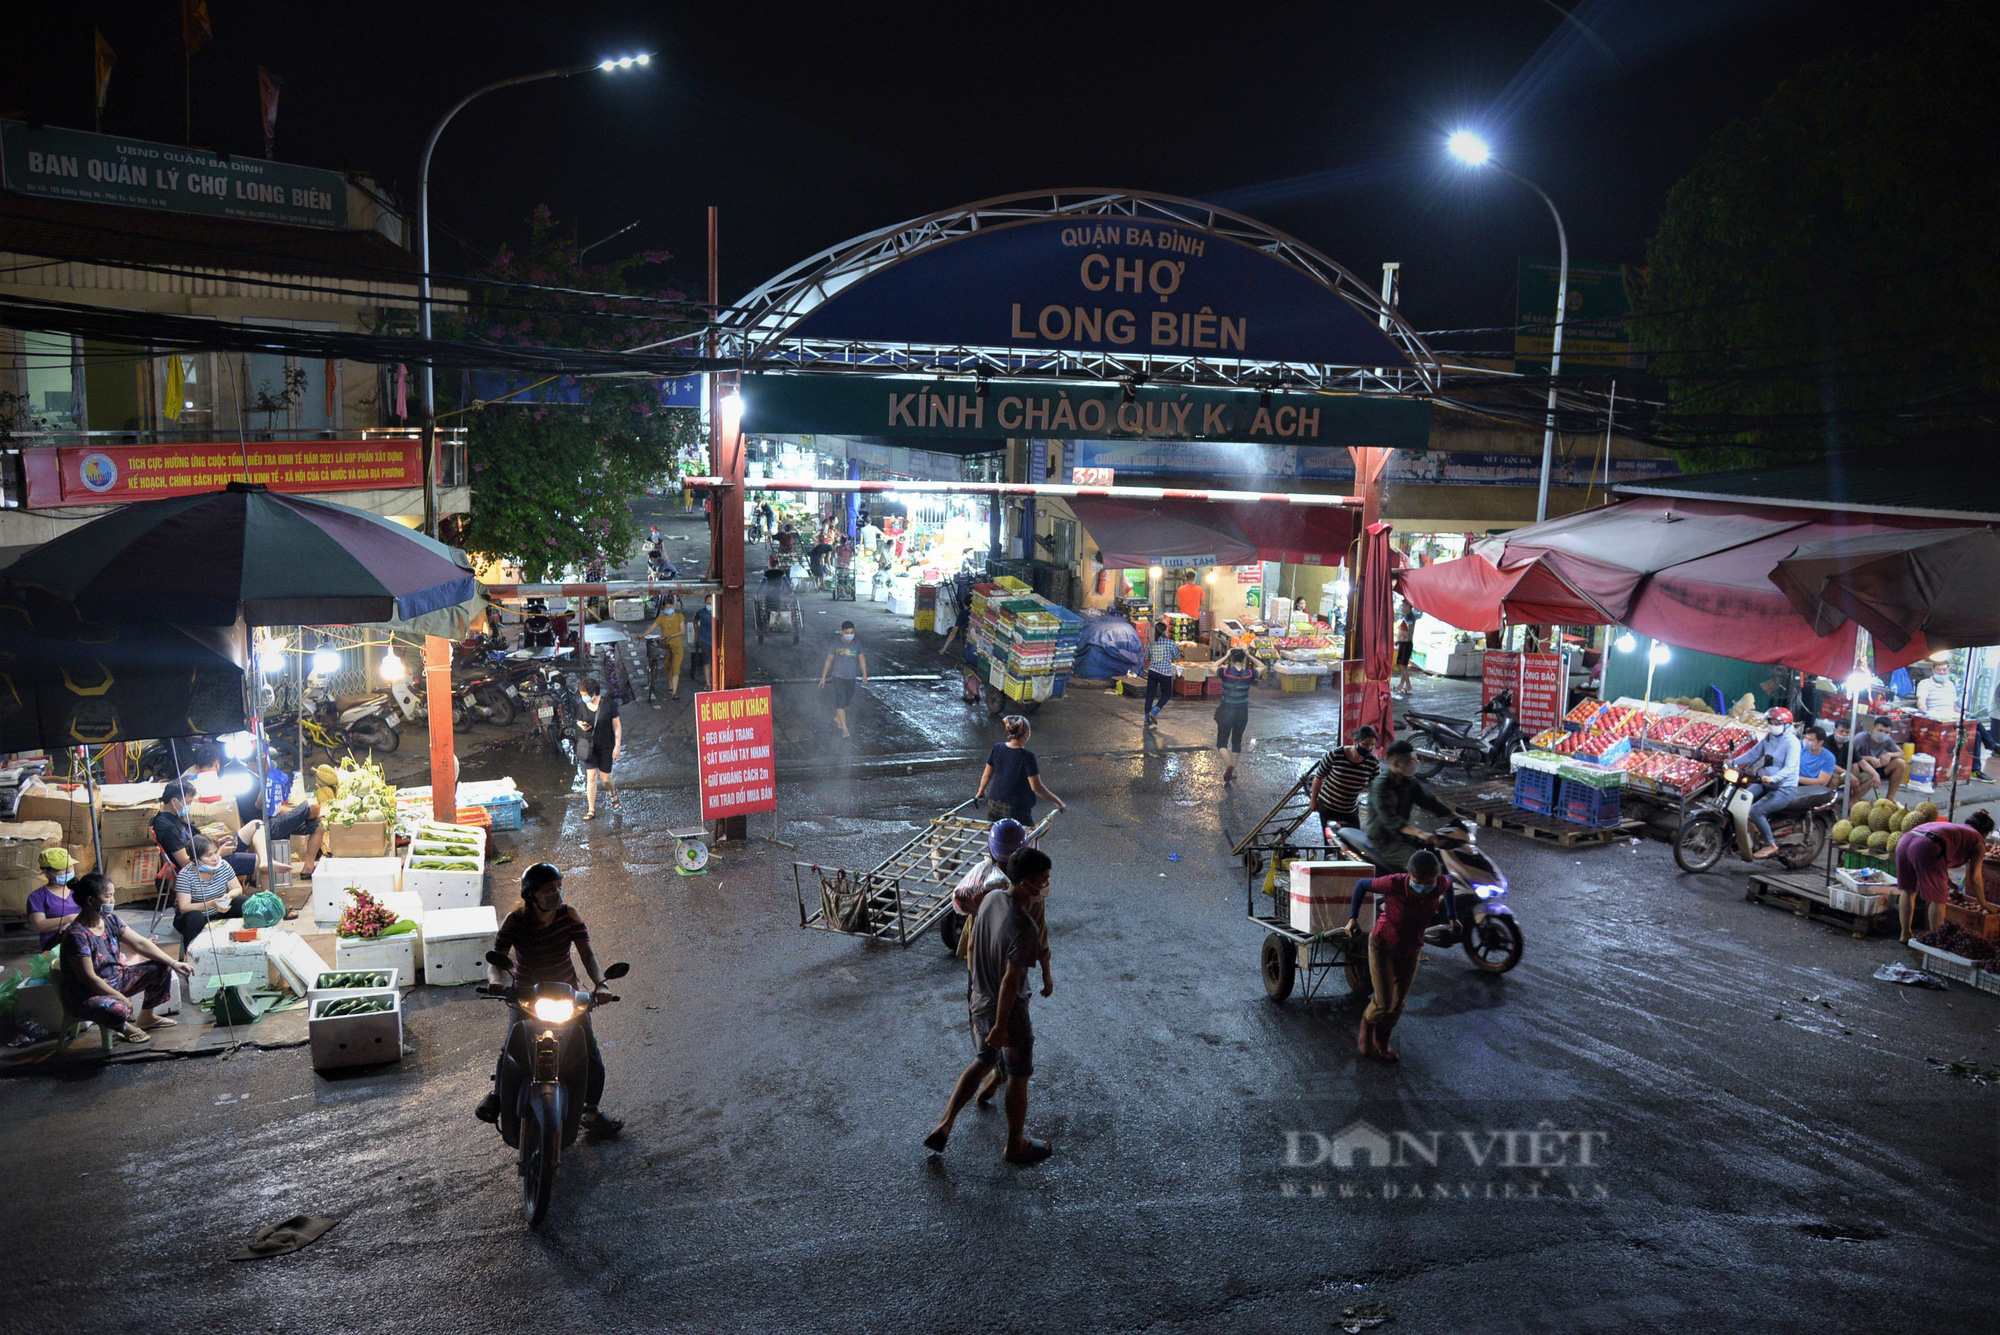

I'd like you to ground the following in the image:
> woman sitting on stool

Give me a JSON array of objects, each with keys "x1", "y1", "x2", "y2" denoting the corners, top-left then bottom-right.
[
  {"x1": 58, "y1": 873, "x2": 192, "y2": 1043},
  {"x1": 173, "y1": 834, "x2": 247, "y2": 955}
]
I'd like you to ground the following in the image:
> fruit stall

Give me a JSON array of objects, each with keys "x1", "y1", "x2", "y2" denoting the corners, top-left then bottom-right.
[{"x1": 1521, "y1": 697, "x2": 1767, "y2": 825}]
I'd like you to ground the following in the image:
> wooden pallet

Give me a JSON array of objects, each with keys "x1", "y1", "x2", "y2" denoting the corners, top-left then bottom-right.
[
  {"x1": 1447, "y1": 790, "x2": 1642, "y2": 847},
  {"x1": 1745, "y1": 869, "x2": 1894, "y2": 938}
]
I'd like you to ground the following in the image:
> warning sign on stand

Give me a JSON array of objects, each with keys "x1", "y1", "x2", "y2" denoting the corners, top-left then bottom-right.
[{"x1": 695, "y1": 687, "x2": 776, "y2": 819}]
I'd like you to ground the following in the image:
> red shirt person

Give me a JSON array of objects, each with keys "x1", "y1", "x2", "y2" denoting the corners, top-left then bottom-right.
[
  {"x1": 1895, "y1": 812, "x2": 1992, "y2": 943},
  {"x1": 1345, "y1": 852, "x2": 1453, "y2": 1063}
]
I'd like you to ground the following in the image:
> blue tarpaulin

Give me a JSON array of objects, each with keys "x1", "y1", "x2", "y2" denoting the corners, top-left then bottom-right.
[{"x1": 1074, "y1": 610, "x2": 1143, "y2": 679}]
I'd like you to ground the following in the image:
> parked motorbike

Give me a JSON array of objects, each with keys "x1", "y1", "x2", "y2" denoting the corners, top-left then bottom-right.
[
  {"x1": 453, "y1": 661, "x2": 529, "y2": 730},
  {"x1": 1330, "y1": 821, "x2": 1525, "y2": 977},
  {"x1": 1402, "y1": 689, "x2": 1525, "y2": 780},
  {"x1": 1671, "y1": 762, "x2": 1836, "y2": 873},
  {"x1": 478, "y1": 953, "x2": 629, "y2": 1228},
  {"x1": 520, "y1": 662, "x2": 581, "y2": 763}
]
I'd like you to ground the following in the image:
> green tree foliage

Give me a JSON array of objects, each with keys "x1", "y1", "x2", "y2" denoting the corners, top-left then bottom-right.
[
  {"x1": 449, "y1": 206, "x2": 705, "y2": 580},
  {"x1": 1634, "y1": 5, "x2": 2000, "y2": 466}
]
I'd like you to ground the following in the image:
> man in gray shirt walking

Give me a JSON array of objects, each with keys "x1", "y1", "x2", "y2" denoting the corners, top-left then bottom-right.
[{"x1": 925, "y1": 847, "x2": 1054, "y2": 1165}]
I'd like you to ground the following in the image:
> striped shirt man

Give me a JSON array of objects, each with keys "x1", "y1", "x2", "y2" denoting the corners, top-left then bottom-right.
[
  {"x1": 1314, "y1": 744, "x2": 1380, "y2": 822},
  {"x1": 495, "y1": 904, "x2": 591, "y2": 987}
]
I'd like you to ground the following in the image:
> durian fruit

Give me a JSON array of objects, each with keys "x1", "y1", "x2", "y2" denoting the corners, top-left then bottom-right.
[
  {"x1": 1887, "y1": 830, "x2": 1905, "y2": 856},
  {"x1": 1867, "y1": 805, "x2": 1892, "y2": 832},
  {"x1": 1831, "y1": 819, "x2": 1854, "y2": 843},
  {"x1": 1900, "y1": 809, "x2": 1923, "y2": 833},
  {"x1": 1850, "y1": 801, "x2": 1873, "y2": 824},
  {"x1": 1917, "y1": 801, "x2": 1940, "y2": 823},
  {"x1": 1849, "y1": 828, "x2": 1875, "y2": 851},
  {"x1": 1868, "y1": 830, "x2": 1891, "y2": 852}
]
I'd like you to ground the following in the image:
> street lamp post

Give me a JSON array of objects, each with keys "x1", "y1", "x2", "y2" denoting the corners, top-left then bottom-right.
[
  {"x1": 415, "y1": 53, "x2": 652, "y2": 536},
  {"x1": 1446, "y1": 131, "x2": 1570, "y2": 524}
]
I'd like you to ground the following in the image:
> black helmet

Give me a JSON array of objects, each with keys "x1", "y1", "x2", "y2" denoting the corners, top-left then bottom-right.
[{"x1": 520, "y1": 862, "x2": 563, "y2": 896}]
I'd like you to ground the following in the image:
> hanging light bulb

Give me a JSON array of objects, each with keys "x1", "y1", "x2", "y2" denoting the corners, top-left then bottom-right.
[
  {"x1": 1615, "y1": 632, "x2": 1638, "y2": 653},
  {"x1": 311, "y1": 647, "x2": 341, "y2": 676},
  {"x1": 1648, "y1": 643, "x2": 1671, "y2": 666},
  {"x1": 379, "y1": 650, "x2": 406, "y2": 682},
  {"x1": 258, "y1": 647, "x2": 286, "y2": 675}
]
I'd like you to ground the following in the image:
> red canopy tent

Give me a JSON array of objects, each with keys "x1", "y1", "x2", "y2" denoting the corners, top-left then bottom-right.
[
  {"x1": 1396, "y1": 497, "x2": 1942, "y2": 676},
  {"x1": 1351, "y1": 520, "x2": 1397, "y2": 741},
  {"x1": 1067, "y1": 497, "x2": 1356, "y2": 569}
]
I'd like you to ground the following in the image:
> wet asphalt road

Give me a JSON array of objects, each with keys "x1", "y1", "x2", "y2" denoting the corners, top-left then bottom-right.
[{"x1": 4, "y1": 507, "x2": 1998, "y2": 1333}]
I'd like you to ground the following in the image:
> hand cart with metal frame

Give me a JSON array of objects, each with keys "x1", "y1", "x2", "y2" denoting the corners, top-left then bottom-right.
[
  {"x1": 1244, "y1": 839, "x2": 1375, "y2": 1001},
  {"x1": 1229, "y1": 761, "x2": 1338, "y2": 879},
  {"x1": 795, "y1": 801, "x2": 1057, "y2": 950}
]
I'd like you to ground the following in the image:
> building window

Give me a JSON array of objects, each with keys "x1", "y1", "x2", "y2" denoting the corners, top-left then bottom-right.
[{"x1": 21, "y1": 331, "x2": 79, "y2": 431}]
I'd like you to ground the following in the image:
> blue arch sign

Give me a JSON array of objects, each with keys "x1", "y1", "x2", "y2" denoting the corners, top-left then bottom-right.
[{"x1": 786, "y1": 217, "x2": 1409, "y2": 368}]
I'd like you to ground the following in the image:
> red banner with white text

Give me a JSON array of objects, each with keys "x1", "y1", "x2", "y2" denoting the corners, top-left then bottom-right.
[
  {"x1": 21, "y1": 439, "x2": 423, "y2": 507},
  {"x1": 695, "y1": 687, "x2": 776, "y2": 819}
]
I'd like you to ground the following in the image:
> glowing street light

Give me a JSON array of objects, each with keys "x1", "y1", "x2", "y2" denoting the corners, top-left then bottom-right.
[
  {"x1": 416, "y1": 51, "x2": 655, "y2": 534},
  {"x1": 1445, "y1": 129, "x2": 1569, "y2": 524},
  {"x1": 1446, "y1": 130, "x2": 1491, "y2": 166}
]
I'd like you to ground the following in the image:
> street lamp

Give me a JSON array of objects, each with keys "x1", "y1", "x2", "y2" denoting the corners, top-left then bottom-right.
[
  {"x1": 1447, "y1": 130, "x2": 1570, "y2": 524},
  {"x1": 416, "y1": 54, "x2": 654, "y2": 535}
]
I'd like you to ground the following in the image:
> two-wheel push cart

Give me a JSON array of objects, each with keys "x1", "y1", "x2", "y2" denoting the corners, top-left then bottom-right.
[
  {"x1": 1244, "y1": 839, "x2": 1376, "y2": 1002},
  {"x1": 795, "y1": 800, "x2": 1057, "y2": 951}
]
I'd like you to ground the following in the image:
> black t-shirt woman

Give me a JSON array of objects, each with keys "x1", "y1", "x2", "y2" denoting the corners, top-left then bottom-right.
[
  {"x1": 975, "y1": 716, "x2": 1068, "y2": 826},
  {"x1": 576, "y1": 675, "x2": 622, "y2": 818}
]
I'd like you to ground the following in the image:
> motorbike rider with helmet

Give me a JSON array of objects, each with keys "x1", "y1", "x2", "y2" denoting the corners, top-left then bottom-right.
[
  {"x1": 1746, "y1": 706, "x2": 1801, "y2": 860},
  {"x1": 475, "y1": 863, "x2": 624, "y2": 1140}
]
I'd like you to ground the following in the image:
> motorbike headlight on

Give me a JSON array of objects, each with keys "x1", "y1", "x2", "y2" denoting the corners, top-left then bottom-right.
[
  {"x1": 1473, "y1": 883, "x2": 1504, "y2": 900},
  {"x1": 530, "y1": 997, "x2": 579, "y2": 1024},
  {"x1": 1723, "y1": 768, "x2": 1739, "y2": 784}
]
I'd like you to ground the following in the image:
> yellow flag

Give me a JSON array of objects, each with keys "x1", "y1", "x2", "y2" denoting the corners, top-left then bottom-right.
[
  {"x1": 93, "y1": 27, "x2": 115, "y2": 122},
  {"x1": 163, "y1": 355, "x2": 187, "y2": 421}
]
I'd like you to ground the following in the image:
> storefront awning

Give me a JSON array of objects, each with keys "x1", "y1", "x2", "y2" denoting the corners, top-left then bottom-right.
[{"x1": 1068, "y1": 497, "x2": 1356, "y2": 570}]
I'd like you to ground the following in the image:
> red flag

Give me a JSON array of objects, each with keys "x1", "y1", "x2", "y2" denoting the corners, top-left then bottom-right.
[
  {"x1": 257, "y1": 67, "x2": 283, "y2": 158},
  {"x1": 182, "y1": 0, "x2": 212, "y2": 55}
]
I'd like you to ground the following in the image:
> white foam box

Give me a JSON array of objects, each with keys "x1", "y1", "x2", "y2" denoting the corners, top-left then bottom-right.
[
  {"x1": 402, "y1": 850, "x2": 485, "y2": 913},
  {"x1": 420, "y1": 905, "x2": 499, "y2": 986},
  {"x1": 308, "y1": 990, "x2": 403, "y2": 1071},
  {"x1": 306, "y1": 968, "x2": 400, "y2": 1005},
  {"x1": 333, "y1": 930, "x2": 418, "y2": 980},
  {"x1": 185, "y1": 925, "x2": 271, "y2": 1004},
  {"x1": 311, "y1": 856, "x2": 404, "y2": 926},
  {"x1": 1289, "y1": 860, "x2": 1372, "y2": 936}
]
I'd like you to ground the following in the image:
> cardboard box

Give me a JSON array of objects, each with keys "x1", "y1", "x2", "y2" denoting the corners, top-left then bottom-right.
[
  {"x1": 97, "y1": 803, "x2": 160, "y2": 849},
  {"x1": 106, "y1": 845, "x2": 164, "y2": 891},
  {"x1": 1289, "y1": 860, "x2": 1371, "y2": 936},
  {"x1": 185, "y1": 794, "x2": 241, "y2": 835},
  {"x1": 324, "y1": 821, "x2": 392, "y2": 859},
  {"x1": 14, "y1": 789, "x2": 95, "y2": 843},
  {"x1": 0, "y1": 820, "x2": 64, "y2": 875},
  {"x1": 0, "y1": 870, "x2": 42, "y2": 916}
]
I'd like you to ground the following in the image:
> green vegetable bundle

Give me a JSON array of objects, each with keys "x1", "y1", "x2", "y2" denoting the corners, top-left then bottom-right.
[
  {"x1": 314, "y1": 970, "x2": 392, "y2": 990},
  {"x1": 410, "y1": 858, "x2": 480, "y2": 871},
  {"x1": 314, "y1": 996, "x2": 393, "y2": 1019}
]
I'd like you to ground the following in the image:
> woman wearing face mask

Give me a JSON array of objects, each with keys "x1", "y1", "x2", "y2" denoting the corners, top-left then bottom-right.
[
  {"x1": 174, "y1": 833, "x2": 246, "y2": 955},
  {"x1": 818, "y1": 621, "x2": 869, "y2": 739},
  {"x1": 1213, "y1": 647, "x2": 1258, "y2": 783},
  {"x1": 60, "y1": 872, "x2": 193, "y2": 1042},
  {"x1": 27, "y1": 847, "x2": 82, "y2": 949},
  {"x1": 575, "y1": 675, "x2": 622, "y2": 818}
]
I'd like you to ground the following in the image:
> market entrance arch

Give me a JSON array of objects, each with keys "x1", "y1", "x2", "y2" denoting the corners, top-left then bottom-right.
[{"x1": 696, "y1": 192, "x2": 1439, "y2": 812}]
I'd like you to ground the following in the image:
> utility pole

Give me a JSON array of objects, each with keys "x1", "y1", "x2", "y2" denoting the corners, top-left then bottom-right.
[{"x1": 709, "y1": 205, "x2": 747, "y2": 844}]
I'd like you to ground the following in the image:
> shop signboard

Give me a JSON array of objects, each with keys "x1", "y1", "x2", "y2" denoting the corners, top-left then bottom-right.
[
  {"x1": 740, "y1": 373, "x2": 1429, "y2": 450},
  {"x1": 1481, "y1": 650, "x2": 1564, "y2": 735},
  {"x1": 785, "y1": 215, "x2": 1410, "y2": 369},
  {"x1": 1518, "y1": 653, "x2": 1566, "y2": 735},
  {"x1": 20, "y1": 439, "x2": 421, "y2": 507},
  {"x1": 695, "y1": 687, "x2": 776, "y2": 819},
  {"x1": 1, "y1": 120, "x2": 347, "y2": 228},
  {"x1": 1066, "y1": 438, "x2": 1678, "y2": 487},
  {"x1": 1515, "y1": 259, "x2": 1638, "y2": 372},
  {"x1": 1072, "y1": 467, "x2": 1116, "y2": 486}
]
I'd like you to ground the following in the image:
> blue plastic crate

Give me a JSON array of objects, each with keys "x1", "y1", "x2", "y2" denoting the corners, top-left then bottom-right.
[
  {"x1": 478, "y1": 793, "x2": 525, "y2": 832},
  {"x1": 1558, "y1": 779, "x2": 1622, "y2": 828},
  {"x1": 1050, "y1": 674, "x2": 1068, "y2": 699},
  {"x1": 1512, "y1": 768, "x2": 1556, "y2": 814}
]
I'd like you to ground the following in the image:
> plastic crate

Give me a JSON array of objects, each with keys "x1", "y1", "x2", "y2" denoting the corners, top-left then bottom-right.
[
  {"x1": 1280, "y1": 673, "x2": 1317, "y2": 693},
  {"x1": 1512, "y1": 769, "x2": 1557, "y2": 814},
  {"x1": 1205, "y1": 676, "x2": 1224, "y2": 696},
  {"x1": 474, "y1": 793, "x2": 523, "y2": 832},
  {"x1": 1174, "y1": 676, "x2": 1206, "y2": 698},
  {"x1": 1559, "y1": 779, "x2": 1623, "y2": 828},
  {"x1": 1049, "y1": 675, "x2": 1068, "y2": 699}
]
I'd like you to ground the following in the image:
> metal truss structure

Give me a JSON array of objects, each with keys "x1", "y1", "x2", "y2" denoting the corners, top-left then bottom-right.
[{"x1": 715, "y1": 191, "x2": 1441, "y2": 397}]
